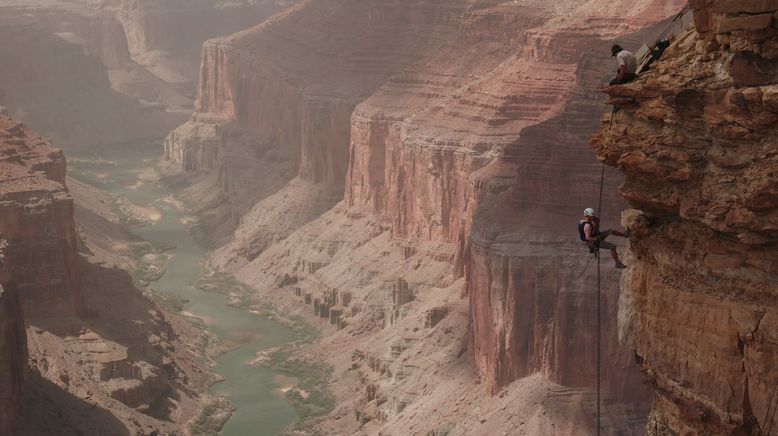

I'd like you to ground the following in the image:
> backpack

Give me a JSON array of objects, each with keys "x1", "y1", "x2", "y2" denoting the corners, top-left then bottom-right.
[{"x1": 578, "y1": 221, "x2": 596, "y2": 242}]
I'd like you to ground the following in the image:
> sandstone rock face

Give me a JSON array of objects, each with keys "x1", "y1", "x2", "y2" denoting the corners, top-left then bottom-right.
[
  {"x1": 0, "y1": 281, "x2": 27, "y2": 436},
  {"x1": 342, "y1": 0, "x2": 686, "y2": 404},
  {"x1": 0, "y1": 115, "x2": 84, "y2": 318},
  {"x1": 592, "y1": 1, "x2": 778, "y2": 433},
  {"x1": 188, "y1": 0, "x2": 691, "y2": 432},
  {"x1": 166, "y1": 0, "x2": 470, "y2": 247},
  {"x1": 0, "y1": 114, "x2": 214, "y2": 435}
]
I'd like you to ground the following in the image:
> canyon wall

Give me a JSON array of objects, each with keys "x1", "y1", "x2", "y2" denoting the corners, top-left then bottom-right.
[
  {"x1": 593, "y1": 1, "x2": 778, "y2": 433},
  {"x1": 0, "y1": 114, "x2": 84, "y2": 318},
  {"x1": 166, "y1": 0, "x2": 470, "y2": 248},
  {"x1": 119, "y1": 0, "x2": 289, "y2": 88},
  {"x1": 342, "y1": 1, "x2": 686, "y2": 404},
  {"x1": 0, "y1": 281, "x2": 27, "y2": 436},
  {"x1": 172, "y1": 0, "x2": 693, "y2": 433},
  {"x1": 0, "y1": 13, "x2": 175, "y2": 149},
  {"x1": 0, "y1": 112, "x2": 213, "y2": 434}
]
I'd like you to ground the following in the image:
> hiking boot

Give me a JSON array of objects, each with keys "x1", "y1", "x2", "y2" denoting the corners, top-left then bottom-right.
[
  {"x1": 623, "y1": 229, "x2": 631, "y2": 238},
  {"x1": 615, "y1": 262, "x2": 627, "y2": 269}
]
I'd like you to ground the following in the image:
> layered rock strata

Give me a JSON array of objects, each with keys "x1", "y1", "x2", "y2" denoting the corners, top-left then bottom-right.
[
  {"x1": 0, "y1": 114, "x2": 84, "y2": 318},
  {"x1": 165, "y1": 0, "x2": 468, "y2": 247},
  {"x1": 342, "y1": 2, "x2": 685, "y2": 405},
  {"x1": 592, "y1": 1, "x2": 778, "y2": 433},
  {"x1": 0, "y1": 114, "x2": 210, "y2": 434},
  {"x1": 181, "y1": 0, "x2": 692, "y2": 433}
]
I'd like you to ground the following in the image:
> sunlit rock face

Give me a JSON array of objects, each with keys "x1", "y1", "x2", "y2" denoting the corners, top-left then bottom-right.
[
  {"x1": 0, "y1": 114, "x2": 84, "y2": 318},
  {"x1": 165, "y1": 0, "x2": 470, "y2": 248},
  {"x1": 342, "y1": 0, "x2": 685, "y2": 406},
  {"x1": 179, "y1": 0, "x2": 689, "y2": 431},
  {"x1": 592, "y1": 1, "x2": 778, "y2": 433}
]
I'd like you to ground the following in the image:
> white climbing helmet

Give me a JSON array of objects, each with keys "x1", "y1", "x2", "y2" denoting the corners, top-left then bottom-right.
[{"x1": 584, "y1": 208, "x2": 596, "y2": 217}]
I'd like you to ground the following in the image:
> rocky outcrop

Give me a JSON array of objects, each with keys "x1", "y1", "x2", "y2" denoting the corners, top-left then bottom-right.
[
  {"x1": 0, "y1": 114, "x2": 84, "y2": 318},
  {"x1": 0, "y1": 113, "x2": 213, "y2": 434},
  {"x1": 0, "y1": 281, "x2": 27, "y2": 436},
  {"x1": 592, "y1": 1, "x2": 778, "y2": 433}
]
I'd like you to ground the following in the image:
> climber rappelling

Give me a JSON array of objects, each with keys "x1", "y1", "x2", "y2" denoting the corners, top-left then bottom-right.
[{"x1": 578, "y1": 208, "x2": 629, "y2": 269}]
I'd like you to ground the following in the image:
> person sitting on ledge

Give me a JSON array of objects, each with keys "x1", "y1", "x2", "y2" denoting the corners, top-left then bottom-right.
[
  {"x1": 578, "y1": 208, "x2": 629, "y2": 269},
  {"x1": 609, "y1": 44, "x2": 638, "y2": 86}
]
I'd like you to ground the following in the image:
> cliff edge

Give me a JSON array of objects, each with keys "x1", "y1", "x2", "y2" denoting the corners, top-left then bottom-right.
[{"x1": 593, "y1": 1, "x2": 778, "y2": 433}]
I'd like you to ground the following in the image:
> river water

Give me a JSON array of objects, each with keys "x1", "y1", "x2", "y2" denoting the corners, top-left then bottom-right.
[{"x1": 69, "y1": 143, "x2": 298, "y2": 435}]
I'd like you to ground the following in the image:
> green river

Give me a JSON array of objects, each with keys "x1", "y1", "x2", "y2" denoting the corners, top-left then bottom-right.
[{"x1": 69, "y1": 143, "x2": 299, "y2": 436}]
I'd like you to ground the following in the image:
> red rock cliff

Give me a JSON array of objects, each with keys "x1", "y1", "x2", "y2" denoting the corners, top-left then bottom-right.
[
  {"x1": 171, "y1": 0, "x2": 699, "y2": 431},
  {"x1": 343, "y1": 0, "x2": 685, "y2": 404},
  {"x1": 593, "y1": 0, "x2": 778, "y2": 433},
  {"x1": 165, "y1": 0, "x2": 471, "y2": 246},
  {"x1": 0, "y1": 114, "x2": 83, "y2": 318},
  {"x1": 0, "y1": 280, "x2": 27, "y2": 436}
]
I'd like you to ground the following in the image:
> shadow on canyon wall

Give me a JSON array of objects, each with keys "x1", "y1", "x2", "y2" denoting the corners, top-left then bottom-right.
[{"x1": 19, "y1": 371, "x2": 130, "y2": 436}]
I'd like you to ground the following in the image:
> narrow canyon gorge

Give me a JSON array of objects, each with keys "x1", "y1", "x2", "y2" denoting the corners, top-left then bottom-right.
[{"x1": 1, "y1": 0, "x2": 776, "y2": 435}]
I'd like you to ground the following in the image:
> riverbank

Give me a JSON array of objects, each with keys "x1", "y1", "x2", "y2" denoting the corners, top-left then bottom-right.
[{"x1": 68, "y1": 142, "x2": 331, "y2": 435}]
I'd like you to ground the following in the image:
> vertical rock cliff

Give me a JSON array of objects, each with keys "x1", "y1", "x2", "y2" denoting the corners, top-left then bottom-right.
[
  {"x1": 166, "y1": 0, "x2": 469, "y2": 247},
  {"x1": 342, "y1": 1, "x2": 685, "y2": 406},
  {"x1": 593, "y1": 1, "x2": 778, "y2": 433},
  {"x1": 0, "y1": 113, "x2": 213, "y2": 435},
  {"x1": 0, "y1": 114, "x2": 84, "y2": 318},
  {"x1": 173, "y1": 0, "x2": 694, "y2": 433},
  {"x1": 0, "y1": 281, "x2": 27, "y2": 436}
]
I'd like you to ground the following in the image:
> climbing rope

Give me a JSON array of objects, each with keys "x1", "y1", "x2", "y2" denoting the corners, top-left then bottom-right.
[
  {"x1": 595, "y1": 161, "x2": 605, "y2": 436},
  {"x1": 592, "y1": 106, "x2": 616, "y2": 436},
  {"x1": 590, "y1": 6, "x2": 689, "y2": 433},
  {"x1": 635, "y1": 5, "x2": 690, "y2": 71},
  {"x1": 765, "y1": 381, "x2": 778, "y2": 434}
]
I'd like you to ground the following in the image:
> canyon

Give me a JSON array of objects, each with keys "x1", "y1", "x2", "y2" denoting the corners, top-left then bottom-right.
[
  {"x1": 164, "y1": 0, "x2": 697, "y2": 434},
  {"x1": 2, "y1": 0, "x2": 774, "y2": 434},
  {"x1": 0, "y1": 112, "x2": 218, "y2": 435},
  {"x1": 0, "y1": 0, "x2": 286, "y2": 149},
  {"x1": 593, "y1": 1, "x2": 778, "y2": 434},
  {"x1": 0, "y1": 2, "x2": 295, "y2": 434}
]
